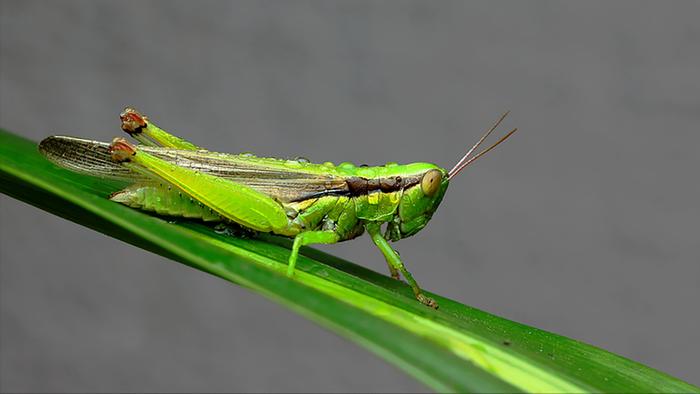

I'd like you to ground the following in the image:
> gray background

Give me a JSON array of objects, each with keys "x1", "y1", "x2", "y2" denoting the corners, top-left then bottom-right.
[{"x1": 1, "y1": 1, "x2": 699, "y2": 392}]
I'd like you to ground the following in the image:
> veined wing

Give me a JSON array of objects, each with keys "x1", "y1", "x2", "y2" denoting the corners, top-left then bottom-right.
[
  {"x1": 39, "y1": 136, "x2": 144, "y2": 181},
  {"x1": 39, "y1": 136, "x2": 349, "y2": 202},
  {"x1": 144, "y1": 146, "x2": 351, "y2": 202}
]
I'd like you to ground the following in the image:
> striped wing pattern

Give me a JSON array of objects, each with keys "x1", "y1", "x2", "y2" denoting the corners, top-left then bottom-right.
[{"x1": 39, "y1": 136, "x2": 349, "y2": 203}]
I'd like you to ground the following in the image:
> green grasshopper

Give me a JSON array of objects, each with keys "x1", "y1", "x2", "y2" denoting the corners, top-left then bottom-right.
[{"x1": 39, "y1": 108, "x2": 516, "y2": 308}]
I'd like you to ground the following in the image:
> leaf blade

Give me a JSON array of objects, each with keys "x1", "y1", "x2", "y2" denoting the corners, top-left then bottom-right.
[{"x1": 1, "y1": 129, "x2": 697, "y2": 393}]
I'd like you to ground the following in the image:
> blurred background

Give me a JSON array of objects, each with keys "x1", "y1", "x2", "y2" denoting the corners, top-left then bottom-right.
[{"x1": 1, "y1": 1, "x2": 699, "y2": 391}]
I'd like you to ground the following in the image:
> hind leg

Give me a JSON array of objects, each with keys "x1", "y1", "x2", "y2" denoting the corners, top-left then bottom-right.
[
  {"x1": 108, "y1": 138, "x2": 291, "y2": 234},
  {"x1": 120, "y1": 107, "x2": 200, "y2": 150}
]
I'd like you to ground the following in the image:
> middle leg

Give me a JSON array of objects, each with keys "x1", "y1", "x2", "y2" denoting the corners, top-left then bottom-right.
[{"x1": 287, "y1": 231, "x2": 340, "y2": 276}]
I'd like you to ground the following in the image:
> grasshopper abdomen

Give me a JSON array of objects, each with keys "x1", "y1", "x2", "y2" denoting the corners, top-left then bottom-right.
[{"x1": 110, "y1": 183, "x2": 223, "y2": 222}]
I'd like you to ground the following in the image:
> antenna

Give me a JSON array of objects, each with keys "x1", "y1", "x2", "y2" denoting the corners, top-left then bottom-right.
[{"x1": 447, "y1": 112, "x2": 518, "y2": 180}]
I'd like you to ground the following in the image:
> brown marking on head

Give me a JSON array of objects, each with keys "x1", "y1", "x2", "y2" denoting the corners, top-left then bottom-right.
[
  {"x1": 109, "y1": 137, "x2": 136, "y2": 162},
  {"x1": 120, "y1": 107, "x2": 148, "y2": 135}
]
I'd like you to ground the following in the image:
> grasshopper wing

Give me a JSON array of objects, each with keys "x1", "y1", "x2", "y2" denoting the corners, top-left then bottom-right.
[
  {"x1": 39, "y1": 136, "x2": 350, "y2": 203},
  {"x1": 39, "y1": 136, "x2": 146, "y2": 181}
]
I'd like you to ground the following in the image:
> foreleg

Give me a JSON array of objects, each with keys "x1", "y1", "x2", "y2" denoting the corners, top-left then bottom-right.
[{"x1": 366, "y1": 222, "x2": 437, "y2": 308}]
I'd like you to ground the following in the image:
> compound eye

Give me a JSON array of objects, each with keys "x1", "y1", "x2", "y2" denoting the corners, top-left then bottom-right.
[{"x1": 421, "y1": 169, "x2": 442, "y2": 197}]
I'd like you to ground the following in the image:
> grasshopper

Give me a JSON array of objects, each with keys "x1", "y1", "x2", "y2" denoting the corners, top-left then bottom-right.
[{"x1": 39, "y1": 108, "x2": 516, "y2": 308}]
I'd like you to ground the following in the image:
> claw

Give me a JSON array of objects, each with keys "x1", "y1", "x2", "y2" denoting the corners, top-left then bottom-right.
[
  {"x1": 109, "y1": 137, "x2": 136, "y2": 162},
  {"x1": 417, "y1": 294, "x2": 439, "y2": 309}
]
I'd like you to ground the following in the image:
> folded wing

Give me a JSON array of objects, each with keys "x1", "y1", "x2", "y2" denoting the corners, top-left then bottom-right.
[{"x1": 39, "y1": 136, "x2": 349, "y2": 203}]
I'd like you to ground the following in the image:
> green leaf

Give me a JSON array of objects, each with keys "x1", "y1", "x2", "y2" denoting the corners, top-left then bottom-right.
[{"x1": 1, "y1": 129, "x2": 697, "y2": 393}]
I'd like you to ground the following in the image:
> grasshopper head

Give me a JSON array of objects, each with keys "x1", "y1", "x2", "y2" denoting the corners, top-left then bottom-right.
[
  {"x1": 386, "y1": 112, "x2": 518, "y2": 241},
  {"x1": 386, "y1": 166, "x2": 450, "y2": 240}
]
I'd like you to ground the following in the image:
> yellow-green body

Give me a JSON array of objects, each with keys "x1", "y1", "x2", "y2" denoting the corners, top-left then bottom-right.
[{"x1": 39, "y1": 108, "x2": 452, "y2": 308}]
